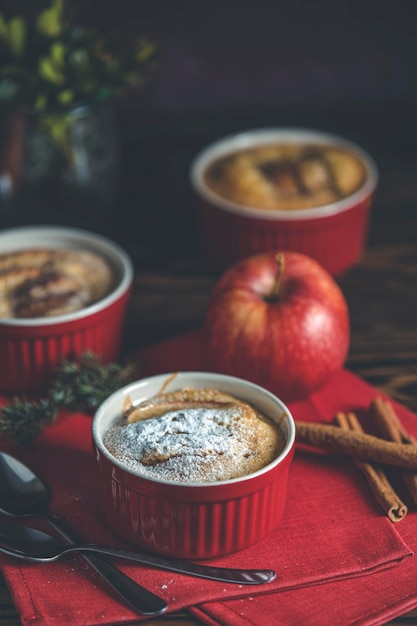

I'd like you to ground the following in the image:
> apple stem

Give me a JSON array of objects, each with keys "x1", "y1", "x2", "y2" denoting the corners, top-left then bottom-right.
[{"x1": 270, "y1": 253, "x2": 285, "y2": 300}]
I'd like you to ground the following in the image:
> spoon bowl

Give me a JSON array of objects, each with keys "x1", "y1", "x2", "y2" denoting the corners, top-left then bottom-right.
[
  {"x1": 0, "y1": 451, "x2": 168, "y2": 616},
  {"x1": 0, "y1": 452, "x2": 49, "y2": 517},
  {"x1": 0, "y1": 521, "x2": 276, "y2": 585}
]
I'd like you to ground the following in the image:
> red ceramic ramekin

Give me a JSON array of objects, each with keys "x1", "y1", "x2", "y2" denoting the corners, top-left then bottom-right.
[
  {"x1": 92, "y1": 371, "x2": 296, "y2": 560},
  {"x1": 190, "y1": 128, "x2": 378, "y2": 275},
  {"x1": 0, "y1": 225, "x2": 133, "y2": 394}
]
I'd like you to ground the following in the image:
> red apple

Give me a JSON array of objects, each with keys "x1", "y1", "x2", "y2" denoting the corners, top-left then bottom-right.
[{"x1": 205, "y1": 251, "x2": 350, "y2": 402}]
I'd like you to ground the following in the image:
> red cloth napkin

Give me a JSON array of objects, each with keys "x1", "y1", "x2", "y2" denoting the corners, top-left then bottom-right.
[{"x1": 0, "y1": 329, "x2": 416, "y2": 626}]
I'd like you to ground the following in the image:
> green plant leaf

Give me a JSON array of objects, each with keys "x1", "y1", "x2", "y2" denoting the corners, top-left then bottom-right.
[
  {"x1": 9, "y1": 17, "x2": 26, "y2": 56},
  {"x1": 51, "y1": 41, "x2": 65, "y2": 65},
  {"x1": 0, "y1": 15, "x2": 9, "y2": 40},
  {"x1": 57, "y1": 89, "x2": 73, "y2": 104},
  {"x1": 35, "y1": 93, "x2": 47, "y2": 110},
  {"x1": 38, "y1": 56, "x2": 65, "y2": 84},
  {"x1": 36, "y1": 0, "x2": 64, "y2": 37},
  {"x1": 135, "y1": 40, "x2": 156, "y2": 64},
  {"x1": 41, "y1": 114, "x2": 71, "y2": 149},
  {"x1": 0, "y1": 2, "x2": 156, "y2": 110}
]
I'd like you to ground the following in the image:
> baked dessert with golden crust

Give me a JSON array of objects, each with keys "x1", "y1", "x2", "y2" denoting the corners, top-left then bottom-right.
[
  {"x1": 104, "y1": 387, "x2": 286, "y2": 483},
  {"x1": 204, "y1": 143, "x2": 367, "y2": 211},
  {"x1": 0, "y1": 248, "x2": 114, "y2": 318}
]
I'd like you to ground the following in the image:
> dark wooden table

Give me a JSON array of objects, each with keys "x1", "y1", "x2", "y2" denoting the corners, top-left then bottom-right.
[{"x1": 1, "y1": 104, "x2": 417, "y2": 624}]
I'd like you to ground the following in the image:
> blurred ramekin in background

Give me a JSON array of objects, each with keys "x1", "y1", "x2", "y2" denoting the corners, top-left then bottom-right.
[
  {"x1": 92, "y1": 371, "x2": 296, "y2": 560},
  {"x1": 0, "y1": 225, "x2": 133, "y2": 394},
  {"x1": 190, "y1": 127, "x2": 378, "y2": 275}
]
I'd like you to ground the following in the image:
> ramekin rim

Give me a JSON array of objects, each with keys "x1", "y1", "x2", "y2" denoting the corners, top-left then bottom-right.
[
  {"x1": 190, "y1": 126, "x2": 379, "y2": 221},
  {"x1": 0, "y1": 225, "x2": 134, "y2": 326},
  {"x1": 92, "y1": 370, "x2": 296, "y2": 488}
]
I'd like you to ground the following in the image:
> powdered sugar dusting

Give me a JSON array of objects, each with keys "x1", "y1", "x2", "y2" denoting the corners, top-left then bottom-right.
[{"x1": 104, "y1": 403, "x2": 284, "y2": 484}]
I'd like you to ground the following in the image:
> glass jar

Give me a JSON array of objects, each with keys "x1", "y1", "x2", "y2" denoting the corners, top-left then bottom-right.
[{"x1": 0, "y1": 102, "x2": 119, "y2": 229}]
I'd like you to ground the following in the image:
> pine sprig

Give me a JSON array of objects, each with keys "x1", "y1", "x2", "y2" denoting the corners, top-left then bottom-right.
[
  {"x1": 48, "y1": 353, "x2": 137, "y2": 413},
  {"x1": 0, "y1": 353, "x2": 138, "y2": 445},
  {"x1": 0, "y1": 398, "x2": 56, "y2": 445}
]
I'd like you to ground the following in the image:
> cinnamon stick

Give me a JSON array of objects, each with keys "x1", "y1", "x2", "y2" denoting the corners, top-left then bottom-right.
[
  {"x1": 295, "y1": 421, "x2": 417, "y2": 470},
  {"x1": 370, "y1": 397, "x2": 411, "y2": 442},
  {"x1": 334, "y1": 412, "x2": 407, "y2": 522},
  {"x1": 370, "y1": 397, "x2": 417, "y2": 506}
]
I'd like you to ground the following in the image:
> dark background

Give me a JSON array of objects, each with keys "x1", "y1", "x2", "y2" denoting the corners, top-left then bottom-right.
[
  {"x1": 80, "y1": 0, "x2": 417, "y2": 127},
  {"x1": 86, "y1": 0, "x2": 417, "y2": 268},
  {"x1": 1, "y1": 0, "x2": 417, "y2": 269}
]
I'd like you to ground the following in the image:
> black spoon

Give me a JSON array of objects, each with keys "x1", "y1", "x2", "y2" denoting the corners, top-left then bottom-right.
[
  {"x1": 0, "y1": 452, "x2": 277, "y2": 584},
  {"x1": 0, "y1": 451, "x2": 168, "y2": 615},
  {"x1": 0, "y1": 520, "x2": 276, "y2": 584}
]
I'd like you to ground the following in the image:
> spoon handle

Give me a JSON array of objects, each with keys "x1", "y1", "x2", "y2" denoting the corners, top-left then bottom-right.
[
  {"x1": 42, "y1": 512, "x2": 168, "y2": 616},
  {"x1": 70, "y1": 544, "x2": 276, "y2": 585},
  {"x1": 72, "y1": 554, "x2": 168, "y2": 616}
]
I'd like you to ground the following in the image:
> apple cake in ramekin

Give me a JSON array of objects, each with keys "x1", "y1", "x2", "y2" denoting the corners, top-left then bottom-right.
[
  {"x1": 191, "y1": 128, "x2": 378, "y2": 275},
  {"x1": 0, "y1": 226, "x2": 133, "y2": 393}
]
